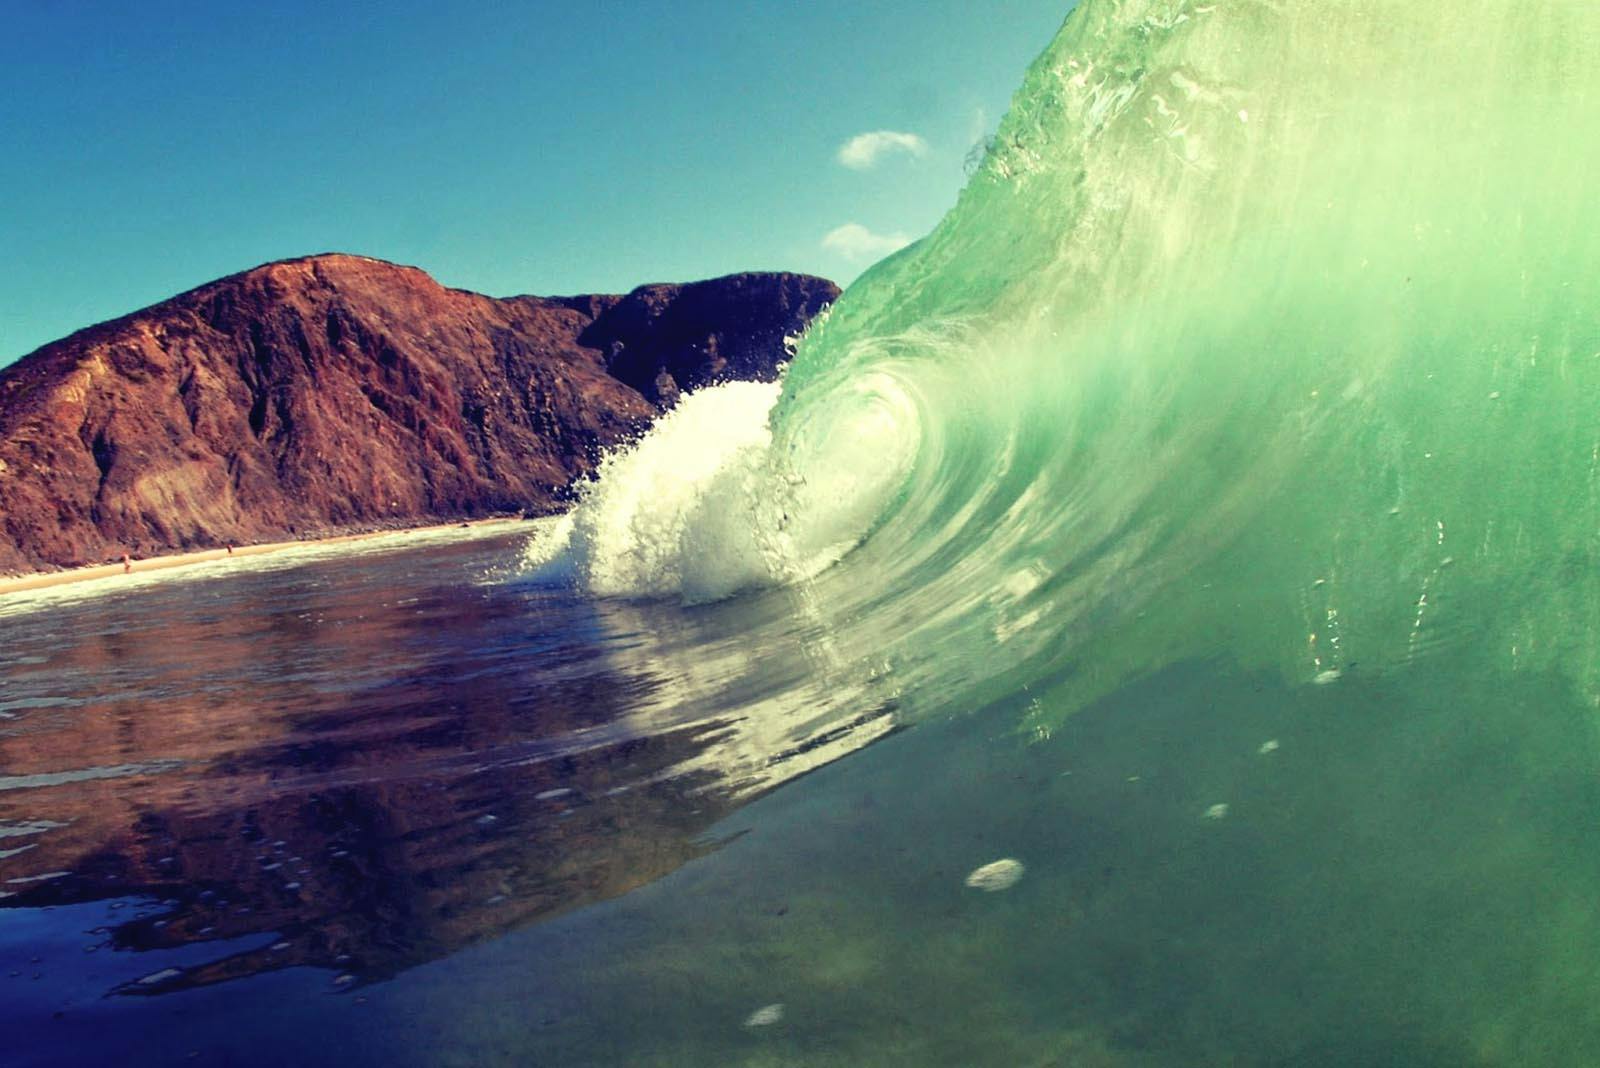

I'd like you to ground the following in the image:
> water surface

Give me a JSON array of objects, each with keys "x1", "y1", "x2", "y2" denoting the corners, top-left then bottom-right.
[{"x1": 7, "y1": 0, "x2": 1600, "y2": 1063}]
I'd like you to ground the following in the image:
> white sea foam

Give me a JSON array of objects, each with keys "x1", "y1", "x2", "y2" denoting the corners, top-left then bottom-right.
[
  {"x1": 525, "y1": 374, "x2": 918, "y2": 603},
  {"x1": 523, "y1": 381, "x2": 781, "y2": 601}
]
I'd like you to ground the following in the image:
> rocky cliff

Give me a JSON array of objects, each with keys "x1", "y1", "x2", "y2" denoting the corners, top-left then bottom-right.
[{"x1": 0, "y1": 254, "x2": 837, "y2": 574}]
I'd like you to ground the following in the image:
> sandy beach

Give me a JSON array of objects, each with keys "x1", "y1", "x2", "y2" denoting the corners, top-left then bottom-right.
[{"x1": 0, "y1": 517, "x2": 531, "y2": 599}]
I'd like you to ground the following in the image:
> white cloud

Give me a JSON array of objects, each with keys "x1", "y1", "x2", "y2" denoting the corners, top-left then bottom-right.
[
  {"x1": 836, "y1": 130, "x2": 929, "y2": 170},
  {"x1": 822, "y1": 222, "x2": 913, "y2": 261}
]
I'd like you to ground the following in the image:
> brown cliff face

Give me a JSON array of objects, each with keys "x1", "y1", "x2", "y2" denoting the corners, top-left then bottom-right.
[{"x1": 0, "y1": 254, "x2": 838, "y2": 574}]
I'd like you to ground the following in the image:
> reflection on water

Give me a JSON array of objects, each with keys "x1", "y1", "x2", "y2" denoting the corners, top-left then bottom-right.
[
  {"x1": 0, "y1": 531, "x2": 891, "y2": 1006},
  {"x1": 5, "y1": 532, "x2": 1600, "y2": 1065}
]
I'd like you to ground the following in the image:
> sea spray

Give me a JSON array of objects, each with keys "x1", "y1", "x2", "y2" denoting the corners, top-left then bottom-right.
[
  {"x1": 526, "y1": 372, "x2": 919, "y2": 604},
  {"x1": 524, "y1": 381, "x2": 783, "y2": 600}
]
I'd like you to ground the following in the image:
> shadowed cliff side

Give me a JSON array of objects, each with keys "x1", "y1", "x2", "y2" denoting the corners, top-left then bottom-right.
[{"x1": 0, "y1": 254, "x2": 837, "y2": 574}]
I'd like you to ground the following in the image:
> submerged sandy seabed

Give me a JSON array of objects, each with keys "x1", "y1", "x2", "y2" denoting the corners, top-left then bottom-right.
[{"x1": 0, "y1": 517, "x2": 535, "y2": 601}]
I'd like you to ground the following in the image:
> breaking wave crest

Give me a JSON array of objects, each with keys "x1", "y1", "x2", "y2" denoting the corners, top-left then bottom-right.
[{"x1": 529, "y1": 0, "x2": 1600, "y2": 730}]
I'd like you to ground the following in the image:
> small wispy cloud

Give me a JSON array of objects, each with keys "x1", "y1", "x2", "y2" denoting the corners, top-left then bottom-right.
[
  {"x1": 966, "y1": 106, "x2": 991, "y2": 148},
  {"x1": 836, "y1": 130, "x2": 928, "y2": 170},
  {"x1": 822, "y1": 222, "x2": 913, "y2": 261}
]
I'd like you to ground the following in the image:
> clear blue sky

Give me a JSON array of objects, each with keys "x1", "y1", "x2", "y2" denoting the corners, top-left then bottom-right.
[{"x1": 0, "y1": 1, "x2": 1072, "y2": 366}]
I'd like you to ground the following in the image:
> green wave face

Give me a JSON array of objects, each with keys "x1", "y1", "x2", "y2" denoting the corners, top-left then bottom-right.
[
  {"x1": 513, "y1": 5, "x2": 1600, "y2": 1060},
  {"x1": 772, "y1": 0, "x2": 1600, "y2": 724}
]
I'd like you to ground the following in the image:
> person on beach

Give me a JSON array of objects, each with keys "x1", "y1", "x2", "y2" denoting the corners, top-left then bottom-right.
[{"x1": 122, "y1": 553, "x2": 131, "y2": 574}]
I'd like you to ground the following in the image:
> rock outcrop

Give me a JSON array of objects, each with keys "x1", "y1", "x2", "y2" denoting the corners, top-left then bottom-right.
[{"x1": 0, "y1": 254, "x2": 837, "y2": 574}]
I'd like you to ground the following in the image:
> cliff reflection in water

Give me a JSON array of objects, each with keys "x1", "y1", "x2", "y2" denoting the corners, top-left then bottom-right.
[{"x1": 0, "y1": 531, "x2": 893, "y2": 998}]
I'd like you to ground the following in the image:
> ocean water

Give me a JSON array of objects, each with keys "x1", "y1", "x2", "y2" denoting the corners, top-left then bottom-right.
[
  {"x1": 0, "y1": 526, "x2": 897, "y2": 1065},
  {"x1": 7, "y1": 0, "x2": 1600, "y2": 1063}
]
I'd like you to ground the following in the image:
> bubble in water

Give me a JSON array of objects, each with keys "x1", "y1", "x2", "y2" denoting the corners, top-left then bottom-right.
[
  {"x1": 744, "y1": 1003, "x2": 785, "y2": 1028},
  {"x1": 965, "y1": 858, "x2": 1026, "y2": 891}
]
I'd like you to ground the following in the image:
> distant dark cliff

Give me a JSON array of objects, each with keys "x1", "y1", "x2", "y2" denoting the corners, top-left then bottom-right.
[{"x1": 0, "y1": 254, "x2": 838, "y2": 574}]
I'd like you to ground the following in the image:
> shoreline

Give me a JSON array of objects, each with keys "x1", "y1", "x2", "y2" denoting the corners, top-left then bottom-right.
[{"x1": 0, "y1": 517, "x2": 531, "y2": 598}]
